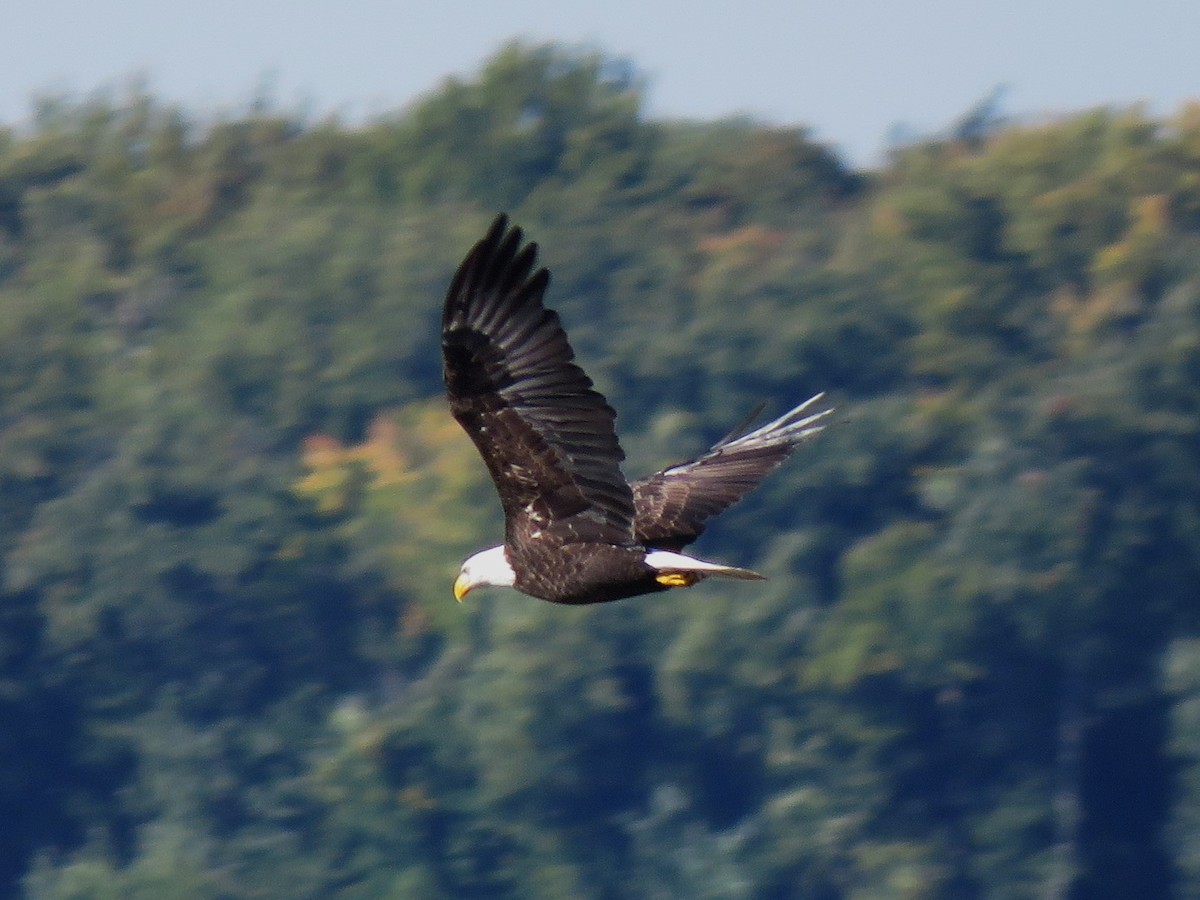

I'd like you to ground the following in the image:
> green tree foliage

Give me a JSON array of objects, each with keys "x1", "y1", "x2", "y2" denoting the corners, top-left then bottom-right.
[{"x1": 1, "y1": 44, "x2": 1199, "y2": 898}]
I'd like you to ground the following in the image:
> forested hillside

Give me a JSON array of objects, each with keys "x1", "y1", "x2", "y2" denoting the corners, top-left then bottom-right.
[{"x1": 3, "y1": 44, "x2": 1200, "y2": 898}]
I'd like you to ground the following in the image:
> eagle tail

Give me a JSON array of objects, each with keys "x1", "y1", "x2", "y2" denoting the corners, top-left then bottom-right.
[{"x1": 644, "y1": 549, "x2": 766, "y2": 582}]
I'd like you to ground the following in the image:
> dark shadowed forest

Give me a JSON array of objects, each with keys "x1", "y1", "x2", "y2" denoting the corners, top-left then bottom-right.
[{"x1": 2, "y1": 43, "x2": 1200, "y2": 898}]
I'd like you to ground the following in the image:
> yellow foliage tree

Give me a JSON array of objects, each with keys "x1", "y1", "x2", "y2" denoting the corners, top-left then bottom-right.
[{"x1": 295, "y1": 399, "x2": 500, "y2": 639}]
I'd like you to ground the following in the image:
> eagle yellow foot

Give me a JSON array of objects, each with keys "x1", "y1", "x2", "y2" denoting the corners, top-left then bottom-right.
[{"x1": 656, "y1": 571, "x2": 700, "y2": 588}]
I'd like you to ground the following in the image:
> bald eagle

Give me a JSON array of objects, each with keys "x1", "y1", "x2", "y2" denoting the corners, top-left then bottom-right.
[{"x1": 444, "y1": 214, "x2": 830, "y2": 605}]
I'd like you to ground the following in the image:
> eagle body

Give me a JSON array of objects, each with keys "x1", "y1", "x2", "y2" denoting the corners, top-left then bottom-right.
[
  {"x1": 511, "y1": 541, "x2": 669, "y2": 606},
  {"x1": 443, "y1": 214, "x2": 830, "y2": 605}
]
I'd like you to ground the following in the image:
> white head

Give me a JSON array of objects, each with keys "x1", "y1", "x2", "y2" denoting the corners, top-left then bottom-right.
[{"x1": 453, "y1": 545, "x2": 515, "y2": 601}]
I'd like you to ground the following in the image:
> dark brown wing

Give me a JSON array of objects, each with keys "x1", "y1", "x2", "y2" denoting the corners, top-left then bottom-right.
[
  {"x1": 443, "y1": 214, "x2": 634, "y2": 546},
  {"x1": 631, "y1": 395, "x2": 831, "y2": 551}
]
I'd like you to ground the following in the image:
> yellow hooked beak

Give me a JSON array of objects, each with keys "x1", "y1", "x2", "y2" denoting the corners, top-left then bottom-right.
[{"x1": 453, "y1": 572, "x2": 471, "y2": 602}]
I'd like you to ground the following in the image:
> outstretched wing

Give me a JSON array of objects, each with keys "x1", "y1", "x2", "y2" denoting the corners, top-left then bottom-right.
[
  {"x1": 443, "y1": 214, "x2": 634, "y2": 546},
  {"x1": 631, "y1": 394, "x2": 831, "y2": 551}
]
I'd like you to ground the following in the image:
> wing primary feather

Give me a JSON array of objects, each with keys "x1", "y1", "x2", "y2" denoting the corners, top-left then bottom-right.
[
  {"x1": 712, "y1": 400, "x2": 768, "y2": 448},
  {"x1": 443, "y1": 214, "x2": 508, "y2": 331}
]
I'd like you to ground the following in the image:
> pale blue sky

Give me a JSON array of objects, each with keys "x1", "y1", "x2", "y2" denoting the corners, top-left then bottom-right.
[{"x1": 4, "y1": 0, "x2": 1197, "y2": 166}]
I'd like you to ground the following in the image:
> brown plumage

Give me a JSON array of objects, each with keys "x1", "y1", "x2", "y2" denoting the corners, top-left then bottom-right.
[
  {"x1": 630, "y1": 395, "x2": 830, "y2": 552},
  {"x1": 443, "y1": 214, "x2": 830, "y2": 604}
]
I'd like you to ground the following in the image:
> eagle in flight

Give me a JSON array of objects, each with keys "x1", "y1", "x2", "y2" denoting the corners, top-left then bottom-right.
[{"x1": 443, "y1": 214, "x2": 830, "y2": 605}]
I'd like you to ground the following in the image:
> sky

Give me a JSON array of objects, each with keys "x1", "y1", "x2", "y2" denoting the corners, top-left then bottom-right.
[{"x1": 3, "y1": 0, "x2": 1197, "y2": 167}]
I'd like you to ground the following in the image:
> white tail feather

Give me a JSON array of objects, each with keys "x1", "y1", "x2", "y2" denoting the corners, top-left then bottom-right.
[{"x1": 644, "y1": 549, "x2": 765, "y2": 581}]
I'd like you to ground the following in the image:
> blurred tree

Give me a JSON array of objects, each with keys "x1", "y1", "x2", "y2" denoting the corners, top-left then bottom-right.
[{"x1": 0, "y1": 43, "x2": 1198, "y2": 900}]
